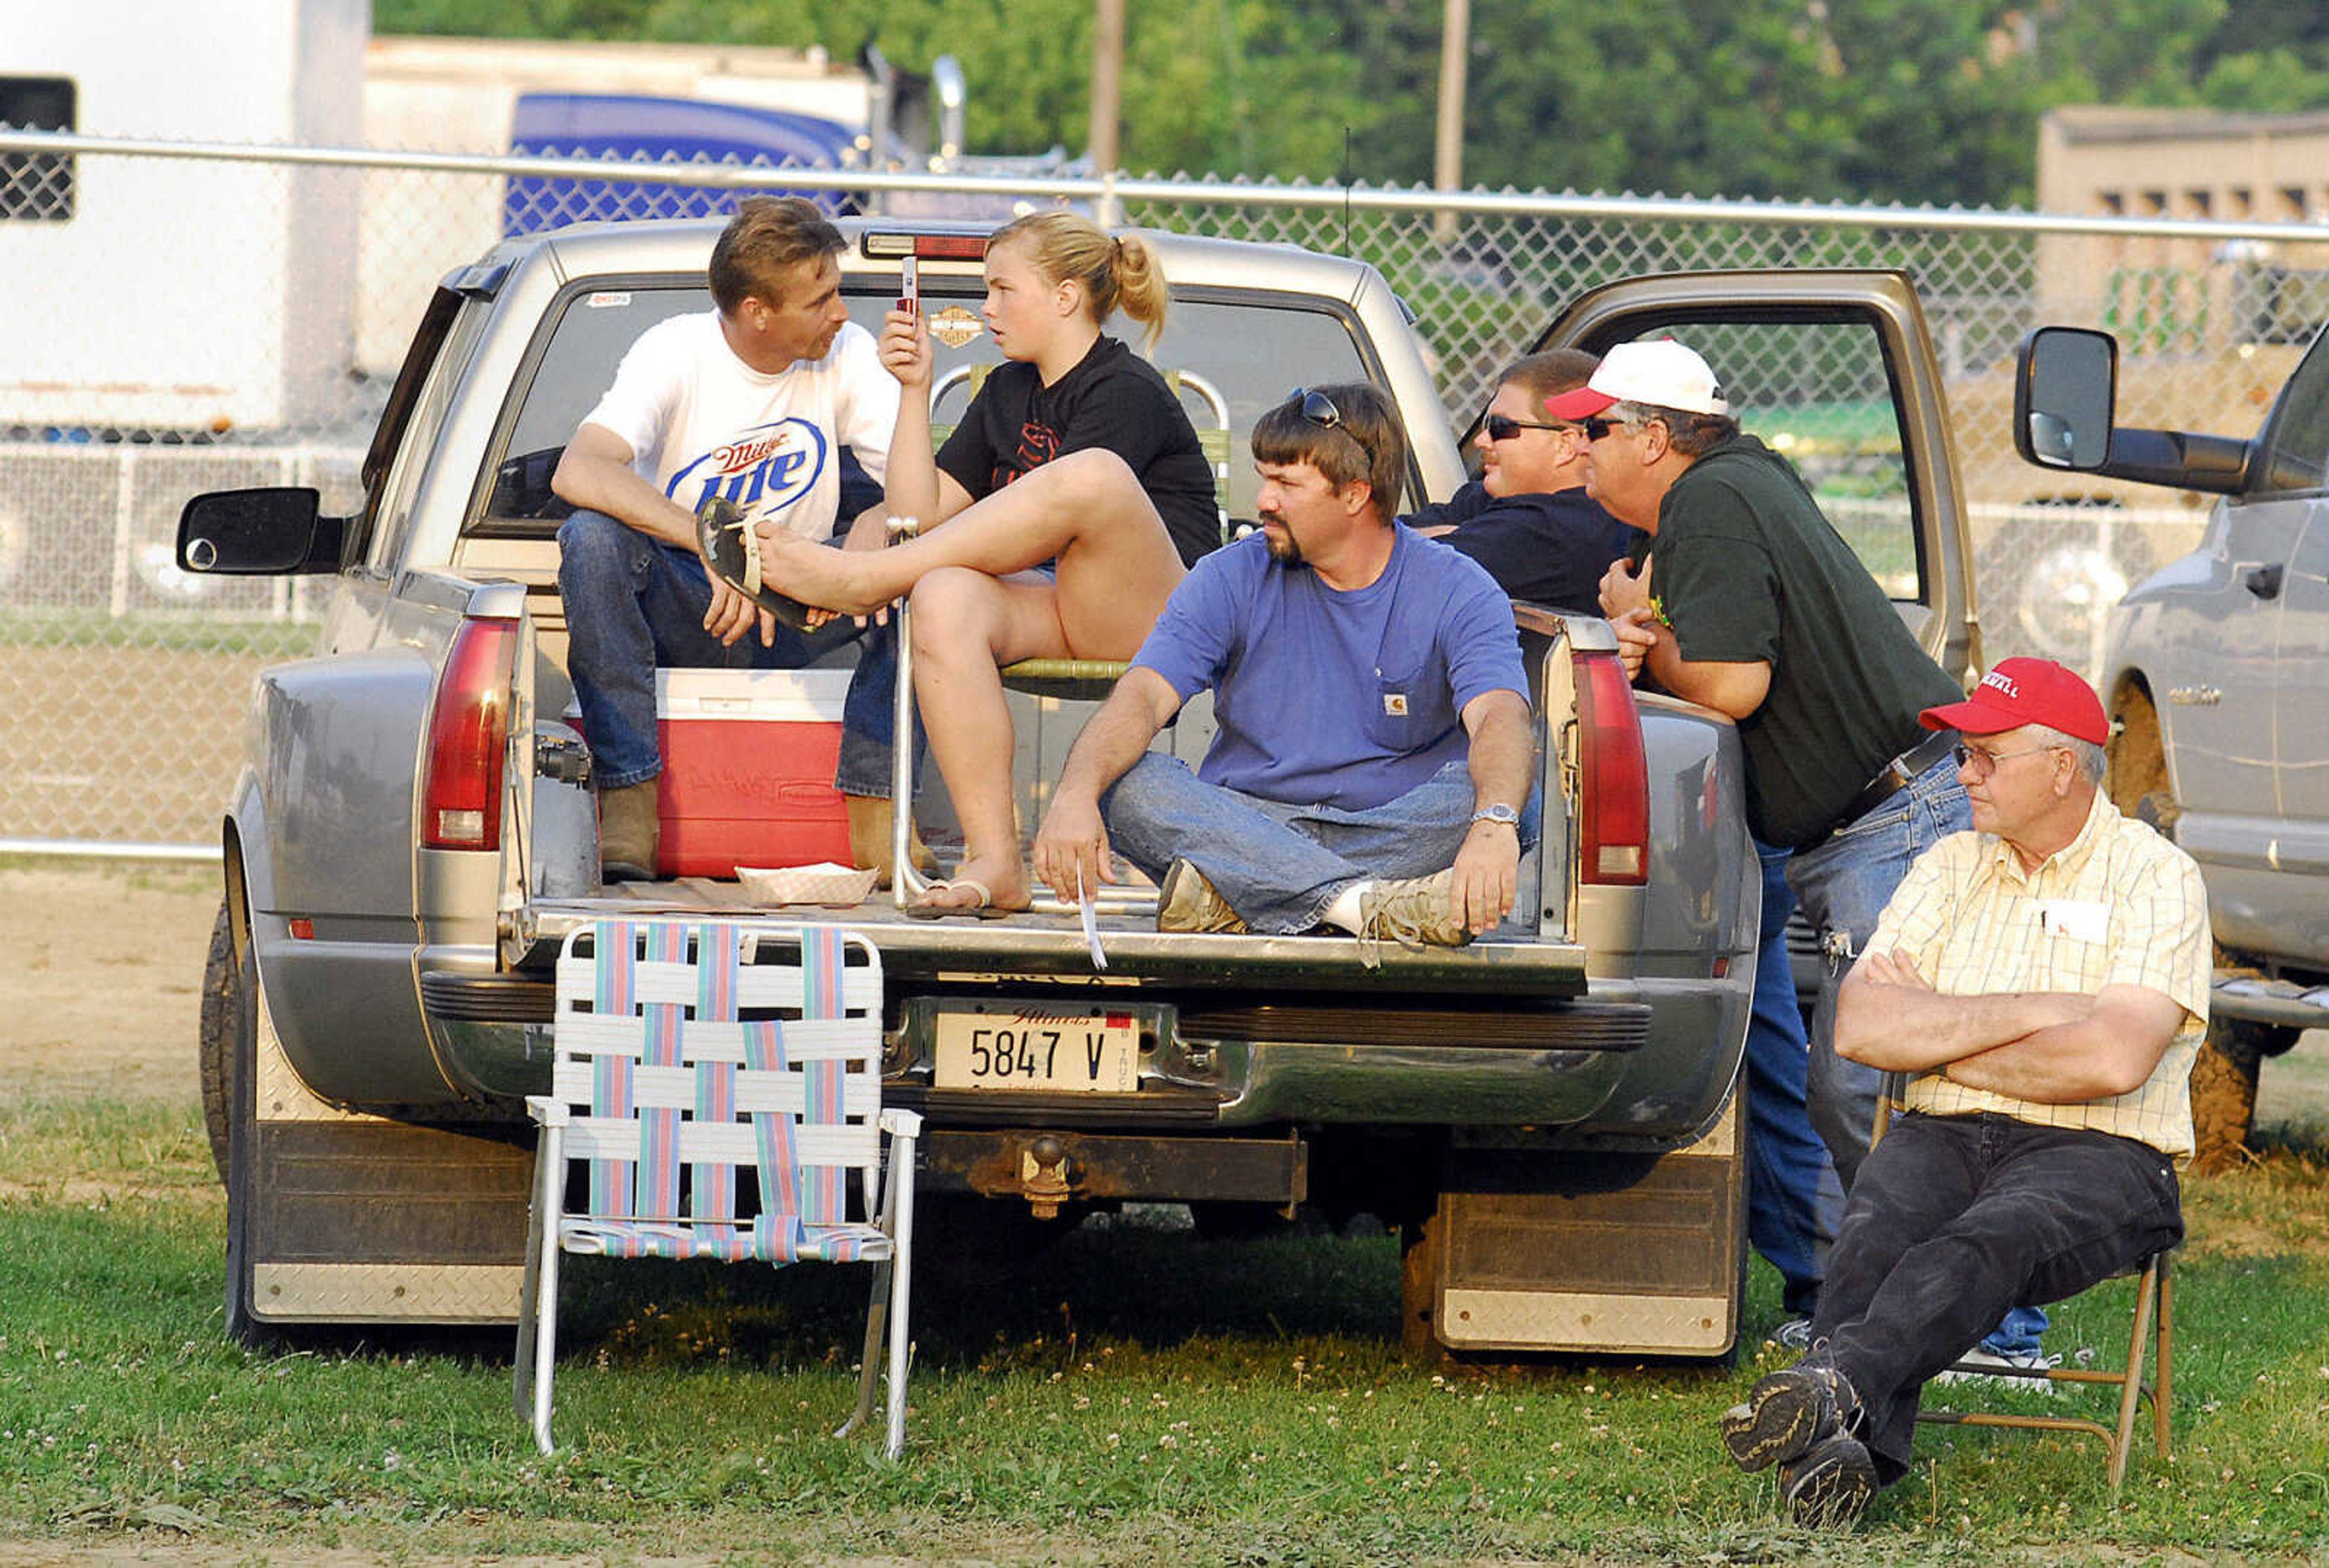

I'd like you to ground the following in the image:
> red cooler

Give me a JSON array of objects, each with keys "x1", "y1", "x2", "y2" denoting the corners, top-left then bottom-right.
[{"x1": 649, "y1": 667, "x2": 854, "y2": 877}]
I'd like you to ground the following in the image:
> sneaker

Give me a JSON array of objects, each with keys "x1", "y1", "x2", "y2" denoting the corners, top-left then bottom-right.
[
  {"x1": 1354, "y1": 867, "x2": 1473, "y2": 966},
  {"x1": 1780, "y1": 1432, "x2": 1877, "y2": 1529},
  {"x1": 1720, "y1": 1363, "x2": 1863, "y2": 1473},
  {"x1": 1155, "y1": 859, "x2": 1249, "y2": 935},
  {"x1": 1932, "y1": 1344, "x2": 2062, "y2": 1392},
  {"x1": 1771, "y1": 1317, "x2": 1815, "y2": 1351}
]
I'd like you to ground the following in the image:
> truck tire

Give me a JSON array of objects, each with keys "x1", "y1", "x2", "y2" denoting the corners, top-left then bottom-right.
[
  {"x1": 218, "y1": 920, "x2": 276, "y2": 1348},
  {"x1": 2190, "y1": 1009, "x2": 2300, "y2": 1173},
  {"x1": 198, "y1": 900, "x2": 236, "y2": 1184},
  {"x1": 2105, "y1": 685, "x2": 2178, "y2": 832}
]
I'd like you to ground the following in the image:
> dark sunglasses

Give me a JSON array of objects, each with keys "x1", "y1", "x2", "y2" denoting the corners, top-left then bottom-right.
[
  {"x1": 1484, "y1": 412, "x2": 1571, "y2": 442},
  {"x1": 1584, "y1": 415, "x2": 1632, "y2": 442},
  {"x1": 1288, "y1": 386, "x2": 1375, "y2": 465}
]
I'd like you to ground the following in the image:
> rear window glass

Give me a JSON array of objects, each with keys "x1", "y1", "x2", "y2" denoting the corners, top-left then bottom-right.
[{"x1": 472, "y1": 280, "x2": 1386, "y2": 537}]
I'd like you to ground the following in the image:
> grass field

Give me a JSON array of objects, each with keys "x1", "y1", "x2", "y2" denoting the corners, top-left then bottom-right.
[
  {"x1": 2, "y1": 1093, "x2": 2325, "y2": 1566},
  {"x1": 2, "y1": 861, "x2": 2327, "y2": 1566}
]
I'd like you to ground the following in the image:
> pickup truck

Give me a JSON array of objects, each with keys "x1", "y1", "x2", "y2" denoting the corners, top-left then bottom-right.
[
  {"x1": 2015, "y1": 323, "x2": 2329, "y2": 1168},
  {"x1": 181, "y1": 218, "x2": 1978, "y2": 1356}
]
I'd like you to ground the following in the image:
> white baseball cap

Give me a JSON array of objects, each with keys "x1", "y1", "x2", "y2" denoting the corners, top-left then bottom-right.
[{"x1": 1544, "y1": 338, "x2": 1730, "y2": 419}]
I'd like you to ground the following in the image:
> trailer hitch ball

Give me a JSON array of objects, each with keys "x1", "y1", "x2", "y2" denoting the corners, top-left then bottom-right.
[{"x1": 1021, "y1": 1134, "x2": 1072, "y2": 1219}]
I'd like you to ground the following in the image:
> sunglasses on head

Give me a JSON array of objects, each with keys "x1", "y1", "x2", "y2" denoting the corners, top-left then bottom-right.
[
  {"x1": 1484, "y1": 412, "x2": 1571, "y2": 442},
  {"x1": 1288, "y1": 386, "x2": 1375, "y2": 465}
]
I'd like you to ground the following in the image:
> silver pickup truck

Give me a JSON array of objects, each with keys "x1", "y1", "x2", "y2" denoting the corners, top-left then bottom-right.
[
  {"x1": 182, "y1": 218, "x2": 1977, "y2": 1355},
  {"x1": 2017, "y1": 324, "x2": 2329, "y2": 1166}
]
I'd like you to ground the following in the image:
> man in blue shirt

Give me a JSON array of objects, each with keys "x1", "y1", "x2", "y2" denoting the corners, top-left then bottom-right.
[{"x1": 1030, "y1": 384, "x2": 1535, "y2": 959}]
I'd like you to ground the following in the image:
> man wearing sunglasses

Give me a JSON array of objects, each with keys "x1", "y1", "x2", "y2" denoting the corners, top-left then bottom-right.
[
  {"x1": 1719, "y1": 658, "x2": 2207, "y2": 1527},
  {"x1": 1565, "y1": 340, "x2": 1972, "y2": 1198},
  {"x1": 1029, "y1": 383, "x2": 1535, "y2": 958},
  {"x1": 1401, "y1": 349, "x2": 1640, "y2": 610}
]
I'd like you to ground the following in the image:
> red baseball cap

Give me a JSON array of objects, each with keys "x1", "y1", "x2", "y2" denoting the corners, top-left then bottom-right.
[{"x1": 1918, "y1": 657, "x2": 2108, "y2": 745}]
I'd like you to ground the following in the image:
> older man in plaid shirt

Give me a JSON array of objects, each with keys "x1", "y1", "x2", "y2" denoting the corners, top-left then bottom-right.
[{"x1": 1716, "y1": 657, "x2": 2211, "y2": 1528}]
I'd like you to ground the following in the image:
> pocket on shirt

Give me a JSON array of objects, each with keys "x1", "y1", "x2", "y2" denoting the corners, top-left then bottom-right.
[{"x1": 1364, "y1": 665, "x2": 1456, "y2": 753}]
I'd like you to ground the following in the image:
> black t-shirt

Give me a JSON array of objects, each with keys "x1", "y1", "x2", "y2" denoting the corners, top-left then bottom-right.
[
  {"x1": 1652, "y1": 432, "x2": 1962, "y2": 849},
  {"x1": 936, "y1": 335, "x2": 1222, "y2": 567},
  {"x1": 1403, "y1": 481, "x2": 1642, "y2": 611}
]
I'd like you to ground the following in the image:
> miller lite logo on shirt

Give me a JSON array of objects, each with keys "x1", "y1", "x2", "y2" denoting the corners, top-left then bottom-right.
[{"x1": 666, "y1": 417, "x2": 830, "y2": 523}]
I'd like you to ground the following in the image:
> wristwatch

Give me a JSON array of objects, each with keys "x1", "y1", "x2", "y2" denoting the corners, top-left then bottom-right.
[{"x1": 1470, "y1": 803, "x2": 1521, "y2": 829}]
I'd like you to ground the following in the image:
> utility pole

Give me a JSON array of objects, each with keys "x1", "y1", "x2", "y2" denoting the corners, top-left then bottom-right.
[
  {"x1": 1433, "y1": 0, "x2": 1470, "y2": 242},
  {"x1": 1090, "y1": 0, "x2": 1126, "y2": 226}
]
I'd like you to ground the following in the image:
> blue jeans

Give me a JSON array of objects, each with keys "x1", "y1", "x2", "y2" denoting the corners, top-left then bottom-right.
[
  {"x1": 557, "y1": 510, "x2": 889, "y2": 790},
  {"x1": 1102, "y1": 754, "x2": 1522, "y2": 934},
  {"x1": 1782, "y1": 752, "x2": 1971, "y2": 1195},
  {"x1": 1745, "y1": 840, "x2": 1844, "y2": 1319},
  {"x1": 1810, "y1": 1113, "x2": 2181, "y2": 1485},
  {"x1": 831, "y1": 625, "x2": 926, "y2": 798}
]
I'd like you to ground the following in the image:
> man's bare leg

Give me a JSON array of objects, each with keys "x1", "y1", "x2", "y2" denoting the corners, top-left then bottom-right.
[
  {"x1": 906, "y1": 568, "x2": 1061, "y2": 912},
  {"x1": 756, "y1": 449, "x2": 1184, "y2": 630}
]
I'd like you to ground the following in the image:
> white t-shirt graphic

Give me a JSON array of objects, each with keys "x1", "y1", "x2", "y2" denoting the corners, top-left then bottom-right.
[{"x1": 582, "y1": 311, "x2": 899, "y2": 542}]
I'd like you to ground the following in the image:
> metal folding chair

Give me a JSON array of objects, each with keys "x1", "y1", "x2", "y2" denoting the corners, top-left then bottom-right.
[
  {"x1": 1874, "y1": 1076, "x2": 2174, "y2": 1493},
  {"x1": 515, "y1": 919, "x2": 919, "y2": 1459},
  {"x1": 1916, "y1": 1251, "x2": 2174, "y2": 1496}
]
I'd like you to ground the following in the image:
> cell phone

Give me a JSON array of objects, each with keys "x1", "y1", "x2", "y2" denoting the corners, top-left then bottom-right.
[{"x1": 898, "y1": 255, "x2": 919, "y2": 317}]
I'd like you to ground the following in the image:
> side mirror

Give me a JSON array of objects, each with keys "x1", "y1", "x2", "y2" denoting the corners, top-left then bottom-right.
[
  {"x1": 2014, "y1": 326, "x2": 2117, "y2": 471},
  {"x1": 176, "y1": 487, "x2": 343, "y2": 575}
]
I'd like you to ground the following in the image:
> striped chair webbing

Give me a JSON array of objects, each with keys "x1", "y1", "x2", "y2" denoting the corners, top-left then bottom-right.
[
  {"x1": 750, "y1": 925, "x2": 851, "y2": 1254},
  {"x1": 562, "y1": 921, "x2": 872, "y2": 1259}
]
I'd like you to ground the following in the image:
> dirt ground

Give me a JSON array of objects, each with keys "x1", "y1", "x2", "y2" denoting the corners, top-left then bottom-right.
[{"x1": 0, "y1": 858, "x2": 215, "y2": 1105}]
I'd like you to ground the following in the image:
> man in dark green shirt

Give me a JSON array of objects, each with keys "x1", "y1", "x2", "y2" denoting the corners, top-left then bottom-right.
[{"x1": 1562, "y1": 339, "x2": 1972, "y2": 1197}]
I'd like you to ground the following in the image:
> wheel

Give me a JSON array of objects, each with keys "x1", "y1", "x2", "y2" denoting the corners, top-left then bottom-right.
[
  {"x1": 2188, "y1": 1012, "x2": 2284, "y2": 1174},
  {"x1": 2106, "y1": 686, "x2": 2180, "y2": 834},
  {"x1": 1397, "y1": 1211, "x2": 1444, "y2": 1358},
  {"x1": 198, "y1": 900, "x2": 236, "y2": 1183},
  {"x1": 216, "y1": 913, "x2": 278, "y2": 1348}
]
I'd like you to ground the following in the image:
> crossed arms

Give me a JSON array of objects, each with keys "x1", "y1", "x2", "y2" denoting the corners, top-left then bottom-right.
[{"x1": 1835, "y1": 950, "x2": 2188, "y2": 1105}]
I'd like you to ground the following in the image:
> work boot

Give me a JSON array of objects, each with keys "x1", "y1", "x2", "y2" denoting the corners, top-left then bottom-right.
[
  {"x1": 1353, "y1": 867, "x2": 1473, "y2": 966},
  {"x1": 1779, "y1": 1432, "x2": 1877, "y2": 1529},
  {"x1": 1155, "y1": 859, "x2": 1248, "y2": 935},
  {"x1": 845, "y1": 793, "x2": 936, "y2": 889},
  {"x1": 597, "y1": 780, "x2": 660, "y2": 884},
  {"x1": 1720, "y1": 1362, "x2": 1864, "y2": 1473}
]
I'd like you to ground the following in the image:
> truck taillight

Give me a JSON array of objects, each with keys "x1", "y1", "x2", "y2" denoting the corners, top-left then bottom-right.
[
  {"x1": 422, "y1": 616, "x2": 518, "y2": 851},
  {"x1": 1573, "y1": 648, "x2": 1650, "y2": 886}
]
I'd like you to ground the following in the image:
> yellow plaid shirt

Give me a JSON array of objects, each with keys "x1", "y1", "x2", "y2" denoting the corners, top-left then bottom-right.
[{"x1": 1867, "y1": 788, "x2": 2212, "y2": 1161}]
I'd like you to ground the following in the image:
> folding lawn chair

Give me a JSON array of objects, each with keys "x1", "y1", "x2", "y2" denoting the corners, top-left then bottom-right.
[{"x1": 514, "y1": 919, "x2": 919, "y2": 1458}]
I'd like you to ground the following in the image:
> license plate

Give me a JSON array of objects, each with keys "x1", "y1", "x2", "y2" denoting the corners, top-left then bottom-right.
[{"x1": 933, "y1": 1009, "x2": 1138, "y2": 1092}]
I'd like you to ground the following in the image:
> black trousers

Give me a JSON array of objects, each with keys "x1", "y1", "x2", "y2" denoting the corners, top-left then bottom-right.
[{"x1": 1808, "y1": 1111, "x2": 2183, "y2": 1484}]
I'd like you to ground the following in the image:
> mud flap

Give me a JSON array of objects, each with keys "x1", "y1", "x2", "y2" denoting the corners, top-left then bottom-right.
[
  {"x1": 1420, "y1": 1091, "x2": 1747, "y2": 1358},
  {"x1": 230, "y1": 948, "x2": 531, "y2": 1333}
]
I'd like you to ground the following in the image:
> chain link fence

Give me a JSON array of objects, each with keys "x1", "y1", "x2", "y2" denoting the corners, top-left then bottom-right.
[{"x1": 5, "y1": 129, "x2": 2325, "y2": 853}]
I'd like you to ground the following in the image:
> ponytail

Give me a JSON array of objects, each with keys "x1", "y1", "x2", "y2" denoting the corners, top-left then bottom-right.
[{"x1": 988, "y1": 209, "x2": 1172, "y2": 352}]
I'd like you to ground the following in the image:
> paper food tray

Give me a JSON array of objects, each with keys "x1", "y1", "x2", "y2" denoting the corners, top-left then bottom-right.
[{"x1": 737, "y1": 862, "x2": 880, "y2": 907}]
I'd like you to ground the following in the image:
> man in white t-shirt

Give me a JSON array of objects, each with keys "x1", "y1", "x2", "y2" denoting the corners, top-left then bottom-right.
[{"x1": 553, "y1": 197, "x2": 901, "y2": 882}]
